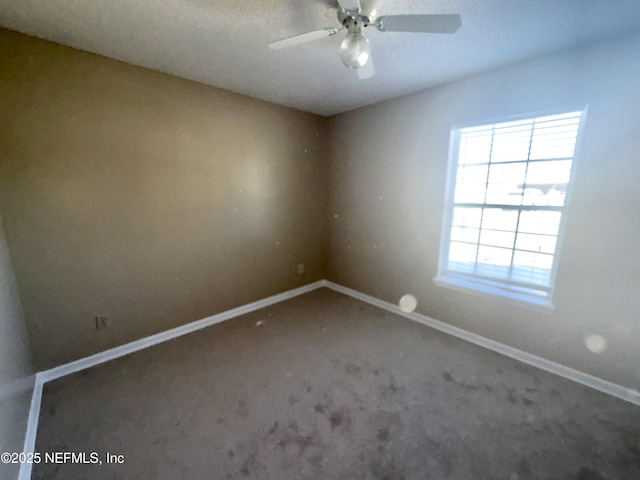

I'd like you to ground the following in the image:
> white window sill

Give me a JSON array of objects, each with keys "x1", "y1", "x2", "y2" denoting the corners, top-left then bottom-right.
[{"x1": 433, "y1": 276, "x2": 556, "y2": 315}]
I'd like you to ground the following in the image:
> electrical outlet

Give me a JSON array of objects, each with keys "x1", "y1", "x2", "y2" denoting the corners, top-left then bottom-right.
[
  {"x1": 95, "y1": 316, "x2": 108, "y2": 331},
  {"x1": 298, "y1": 263, "x2": 304, "y2": 274}
]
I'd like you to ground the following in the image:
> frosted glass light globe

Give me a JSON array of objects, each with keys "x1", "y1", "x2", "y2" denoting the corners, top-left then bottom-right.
[{"x1": 340, "y1": 33, "x2": 371, "y2": 69}]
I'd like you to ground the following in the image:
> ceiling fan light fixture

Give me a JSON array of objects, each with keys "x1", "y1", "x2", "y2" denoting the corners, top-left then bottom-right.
[
  {"x1": 339, "y1": 32, "x2": 370, "y2": 69},
  {"x1": 267, "y1": 1, "x2": 462, "y2": 80}
]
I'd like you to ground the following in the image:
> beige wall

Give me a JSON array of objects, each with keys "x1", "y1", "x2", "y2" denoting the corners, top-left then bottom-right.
[
  {"x1": 2, "y1": 25, "x2": 639, "y2": 394},
  {"x1": 328, "y1": 33, "x2": 640, "y2": 390},
  {"x1": 0, "y1": 211, "x2": 34, "y2": 480},
  {"x1": 0, "y1": 29, "x2": 329, "y2": 370}
]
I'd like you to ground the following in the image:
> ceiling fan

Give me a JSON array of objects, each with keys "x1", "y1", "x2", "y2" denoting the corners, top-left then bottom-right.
[{"x1": 268, "y1": 0, "x2": 462, "y2": 80}]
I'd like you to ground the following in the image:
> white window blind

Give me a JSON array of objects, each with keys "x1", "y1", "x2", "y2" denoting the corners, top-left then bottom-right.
[{"x1": 436, "y1": 110, "x2": 586, "y2": 308}]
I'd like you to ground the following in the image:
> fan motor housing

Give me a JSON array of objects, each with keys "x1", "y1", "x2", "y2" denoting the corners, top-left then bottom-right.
[{"x1": 338, "y1": 8, "x2": 371, "y2": 30}]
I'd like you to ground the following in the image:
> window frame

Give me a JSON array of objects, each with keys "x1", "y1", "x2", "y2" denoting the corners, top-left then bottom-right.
[{"x1": 434, "y1": 107, "x2": 588, "y2": 313}]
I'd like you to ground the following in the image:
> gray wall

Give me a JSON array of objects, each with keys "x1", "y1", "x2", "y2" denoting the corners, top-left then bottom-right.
[
  {"x1": 328, "y1": 32, "x2": 640, "y2": 390},
  {"x1": 0, "y1": 29, "x2": 329, "y2": 370},
  {"x1": 0, "y1": 211, "x2": 33, "y2": 480}
]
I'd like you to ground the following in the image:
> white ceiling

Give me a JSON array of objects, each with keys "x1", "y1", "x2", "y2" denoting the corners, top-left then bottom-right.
[{"x1": 1, "y1": 0, "x2": 640, "y2": 116}]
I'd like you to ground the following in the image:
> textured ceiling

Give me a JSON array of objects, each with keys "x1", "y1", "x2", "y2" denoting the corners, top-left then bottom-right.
[{"x1": 1, "y1": 0, "x2": 640, "y2": 116}]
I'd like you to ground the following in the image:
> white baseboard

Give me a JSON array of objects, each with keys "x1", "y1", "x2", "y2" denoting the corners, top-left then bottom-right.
[
  {"x1": 39, "y1": 280, "x2": 327, "y2": 383},
  {"x1": 18, "y1": 377, "x2": 42, "y2": 480},
  {"x1": 18, "y1": 277, "x2": 639, "y2": 480},
  {"x1": 324, "y1": 281, "x2": 640, "y2": 406},
  {"x1": 18, "y1": 280, "x2": 327, "y2": 480}
]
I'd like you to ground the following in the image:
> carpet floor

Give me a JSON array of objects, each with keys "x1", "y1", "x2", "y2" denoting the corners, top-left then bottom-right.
[{"x1": 33, "y1": 288, "x2": 640, "y2": 479}]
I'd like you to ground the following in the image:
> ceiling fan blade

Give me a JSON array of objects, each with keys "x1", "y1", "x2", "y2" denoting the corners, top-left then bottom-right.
[
  {"x1": 337, "y1": 0, "x2": 361, "y2": 12},
  {"x1": 358, "y1": 56, "x2": 375, "y2": 80},
  {"x1": 376, "y1": 14, "x2": 461, "y2": 34},
  {"x1": 268, "y1": 28, "x2": 339, "y2": 50}
]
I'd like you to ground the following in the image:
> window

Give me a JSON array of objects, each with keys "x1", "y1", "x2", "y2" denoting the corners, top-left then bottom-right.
[{"x1": 435, "y1": 109, "x2": 586, "y2": 311}]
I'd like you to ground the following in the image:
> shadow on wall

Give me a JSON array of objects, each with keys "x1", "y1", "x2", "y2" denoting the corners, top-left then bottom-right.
[{"x1": 0, "y1": 211, "x2": 34, "y2": 479}]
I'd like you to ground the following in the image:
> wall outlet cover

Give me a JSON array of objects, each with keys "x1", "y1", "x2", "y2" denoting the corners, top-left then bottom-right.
[{"x1": 95, "y1": 316, "x2": 108, "y2": 330}]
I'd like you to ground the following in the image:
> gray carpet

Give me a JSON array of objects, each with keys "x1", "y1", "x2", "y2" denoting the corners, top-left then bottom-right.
[{"x1": 34, "y1": 288, "x2": 640, "y2": 479}]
